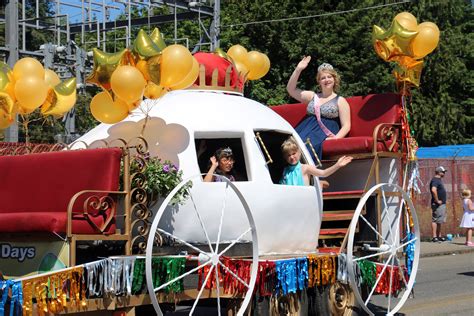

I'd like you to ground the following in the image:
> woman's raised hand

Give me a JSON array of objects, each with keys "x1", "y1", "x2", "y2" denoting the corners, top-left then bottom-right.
[{"x1": 296, "y1": 56, "x2": 311, "y2": 71}]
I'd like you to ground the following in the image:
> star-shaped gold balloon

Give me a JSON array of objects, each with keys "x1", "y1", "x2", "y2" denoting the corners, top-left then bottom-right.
[
  {"x1": 394, "y1": 58, "x2": 423, "y2": 88},
  {"x1": 133, "y1": 29, "x2": 162, "y2": 59},
  {"x1": 86, "y1": 48, "x2": 128, "y2": 90},
  {"x1": 41, "y1": 78, "x2": 77, "y2": 117},
  {"x1": 150, "y1": 28, "x2": 167, "y2": 51},
  {"x1": 372, "y1": 19, "x2": 418, "y2": 62}
]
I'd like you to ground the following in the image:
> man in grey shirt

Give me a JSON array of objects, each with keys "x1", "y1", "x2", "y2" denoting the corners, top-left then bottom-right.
[{"x1": 430, "y1": 166, "x2": 447, "y2": 242}]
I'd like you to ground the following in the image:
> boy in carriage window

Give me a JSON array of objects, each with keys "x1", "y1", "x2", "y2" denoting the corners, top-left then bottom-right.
[{"x1": 280, "y1": 137, "x2": 352, "y2": 186}]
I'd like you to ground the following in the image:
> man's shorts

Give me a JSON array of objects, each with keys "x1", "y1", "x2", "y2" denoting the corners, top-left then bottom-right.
[{"x1": 431, "y1": 204, "x2": 447, "y2": 223}]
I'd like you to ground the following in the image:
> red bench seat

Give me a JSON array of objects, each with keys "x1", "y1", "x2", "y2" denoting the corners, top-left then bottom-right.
[
  {"x1": 0, "y1": 148, "x2": 122, "y2": 234},
  {"x1": 271, "y1": 93, "x2": 402, "y2": 158}
]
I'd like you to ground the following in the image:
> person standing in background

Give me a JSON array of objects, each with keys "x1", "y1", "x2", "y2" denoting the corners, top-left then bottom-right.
[{"x1": 430, "y1": 166, "x2": 448, "y2": 242}]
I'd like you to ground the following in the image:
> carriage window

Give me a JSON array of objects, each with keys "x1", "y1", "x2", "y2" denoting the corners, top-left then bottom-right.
[
  {"x1": 254, "y1": 131, "x2": 313, "y2": 185},
  {"x1": 195, "y1": 137, "x2": 248, "y2": 181}
]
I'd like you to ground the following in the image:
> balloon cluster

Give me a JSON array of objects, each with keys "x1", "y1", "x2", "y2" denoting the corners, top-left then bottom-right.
[
  {"x1": 372, "y1": 12, "x2": 440, "y2": 91},
  {"x1": 87, "y1": 28, "x2": 199, "y2": 124},
  {"x1": 225, "y1": 45, "x2": 270, "y2": 81},
  {"x1": 0, "y1": 58, "x2": 76, "y2": 129}
]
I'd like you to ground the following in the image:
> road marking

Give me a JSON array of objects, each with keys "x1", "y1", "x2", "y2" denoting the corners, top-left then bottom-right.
[{"x1": 401, "y1": 293, "x2": 474, "y2": 313}]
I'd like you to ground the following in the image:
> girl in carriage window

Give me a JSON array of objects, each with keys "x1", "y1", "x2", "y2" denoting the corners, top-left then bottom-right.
[
  {"x1": 204, "y1": 147, "x2": 236, "y2": 182},
  {"x1": 280, "y1": 137, "x2": 352, "y2": 186}
]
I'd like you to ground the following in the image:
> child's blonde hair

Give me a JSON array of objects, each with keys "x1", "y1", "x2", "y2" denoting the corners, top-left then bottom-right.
[
  {"x1": 461, "y1": 189, "x2": 471, "y2": 198},
  {"x1": 281, "y1": 137, "x2": 300, "y2": 155}
]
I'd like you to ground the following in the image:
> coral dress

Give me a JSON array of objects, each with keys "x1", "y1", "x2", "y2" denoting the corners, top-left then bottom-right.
[{"x1": 460, "y1": 198, "x2": 474, "y2": 228}]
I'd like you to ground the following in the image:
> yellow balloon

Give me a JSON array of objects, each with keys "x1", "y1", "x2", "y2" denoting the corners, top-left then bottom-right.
[
  {"x1": 234, "y1": 61, "x2": 249, "y2": 78},
  {"x1": 128, "y1": 99, "x2": 141, "y2": 111},
  {"x1": 245, "y1": 51, "x2": 268, "y2": 80},
  {"x1": 169, "y1": 57, "x2": 199, "y2": 90},
  {"x1": 411, "y1": 22, "x2": 440, "y2": 58},
  {"x1": 263, "y1": 54, "x2": 271, "y2": 73},
  {"x1": 0, "y1": 109, "x2": 13, "y2": 129},
  {"x1": 110, "y1": 65, "x2": 146, "y2": 103},
  {"x1": 160, "y1": 45, "x2": 193, "y2": 88},
  {"x1": 0, "y1": 92, "x2": 14, "y2": 118},
  {"x1": 227, "y1": 45, "x2": 248, "y2": 64},
  {"x1": 14, "y1": 76, "x2": 48, "y2": 112},
  {"x1": 13, "y1": 57, "x2": 45, "y2": 80},
  {"x1": 42, "y1": 90, "x2": 77, "y2": 117},
  {"x1": 394, "y1": 12, "x2": 418, "y2": 31},
  {"x1": 136, "y1": 60, "x2": 151, "y2": 81},
  {"x1": 90, "y1": 91, "x2": 129, "y2": 124},
  {"x1": 5, "y1": 72, "x2": 16, "y2": 102},
  {"x1": 44, "y1": 69, "x2": 61, "y2": 87},
  {"x1": 144, "y1": 82, "x2": 167, "y2": 99}
]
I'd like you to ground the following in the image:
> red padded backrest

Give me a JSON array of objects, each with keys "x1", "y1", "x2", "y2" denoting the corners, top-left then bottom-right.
[
  {"x1": 0, "y1": 148, "x2": 122, "y2": 213},
  {"x1": 270, "y1": 93, "x2": 401, "y2": 136},
  {"x1": 270, "y1": 103, "x2": 307, "y2": 128},
  {"x1": 346, "y1": 93, "x2": 401, "y2": 137}
]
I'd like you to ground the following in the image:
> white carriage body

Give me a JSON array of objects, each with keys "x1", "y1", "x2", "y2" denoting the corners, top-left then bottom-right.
[{"x1": 77, "y1": 90, "x2": 323, "y2": 255}]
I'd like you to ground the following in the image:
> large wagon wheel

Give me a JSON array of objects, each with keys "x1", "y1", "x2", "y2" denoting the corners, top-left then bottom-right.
[
  {"x1": 347, "y1": 183, "x2": 420, "y2": 316},
  {"x1": 146, "y1": 175, "x2": 259, "y2": 315}
]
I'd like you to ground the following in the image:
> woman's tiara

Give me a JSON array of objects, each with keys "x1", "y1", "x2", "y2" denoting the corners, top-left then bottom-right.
[{"x1": 318, "y1": 63, "x2": 334, "y2": 72}]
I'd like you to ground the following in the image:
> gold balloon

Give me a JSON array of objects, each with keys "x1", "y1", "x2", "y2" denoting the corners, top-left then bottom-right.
[
  {"x1": 14, "y1": 75, "x2": 48, "y2": 112},
  {"x1": 4, "y1": 72, "x2": 16, "y2": 102},
  {"x1": 234, "y1": 61, "x2": 249, "y2": 77},
  {"x1": 372, "y1": 19, "x2": 418, "y2": 61},
  {"x1": 136, "y1": 60, "x2": 151, "y2": 81},
  {"x1": 144, "y1": 82, "x2": 168, "y2": 99},
  {"x1": 411, "y1": 22, "x2": 440, "y2": 59},
  {"x1": 150, "y1": 28, "x2": 167, "y2": 51},
  {"x1": 0, "y1": 109, "x2": 13, "y2": 129},
  {"x1": 110, "y1": 65, "x2": 146, "y2": 103},
  {"x1": 394, "y1": 12, "x2": 418, "y2": 31},
  {"x1": 0, "y1": 92, "x2": 14, "y2": 119},
  {"x1": 263, "y1": 54, "x2": 271, "y2": 73},
  {"x1": 90, "y1": 91, "x2": 129, "y2": 124},
  {"x1": 227, "y1": 45, "x2": 248, "y2": 64},
  {"x1": 13, "y1": 57, "x2": 45, "y2": 80},
  {"x1": 0, "y1": 71, "x2": 9, "y2": 91},
  {"x1": 160, "y1": 45, "x2": 194, "y2": 88},
  {"x1": 44, "y1": 69, "x2": 61, "y2": 87},
  {"x1": 86, "y1": 48, "x2": 128, "y2": 90},
  {"x1": 214, "y1": 47, "x2": 228, "y2": 59},
  {"x1": 133, "y1": 29, "x2": 162, "y2": 59},
  {"x1": 394, "y1": 59, "x2": 424, "y2": 88},
  {"x1": 169, "y1": 57, "x2": 199, "y2": 90},
  {"x1": 146, "y1": 54, "x2": 162, "y2": 85},
  {"x1": 245, "y1": 51, "x2": 269, "y2": 80},
  {"x1": 41, "y1": 78, "x2": 77, "y2": 117},
  {"x1": 128, "y1": 99, "x2": 141, "y2": 111}
]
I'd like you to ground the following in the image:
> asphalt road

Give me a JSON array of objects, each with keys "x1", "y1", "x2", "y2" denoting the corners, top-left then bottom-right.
[{"x1": 371, "y1": 252, "x2": 474, "y2": 316}]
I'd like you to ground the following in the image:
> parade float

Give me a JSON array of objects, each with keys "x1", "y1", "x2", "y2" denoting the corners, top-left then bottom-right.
[{"x1": 0, "y1": 11, "x2": 439, "y2": 316}]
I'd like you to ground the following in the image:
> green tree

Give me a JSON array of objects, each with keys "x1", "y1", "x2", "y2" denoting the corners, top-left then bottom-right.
[{"x1": 219, "y1": 0, "x2": 473, "y2": 146}]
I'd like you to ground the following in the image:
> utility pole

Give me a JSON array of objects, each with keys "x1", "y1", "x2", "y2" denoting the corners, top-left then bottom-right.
[
  {"x1": 4, "y1": 0, "x2": 19, "y2": 142},
  {"x1": 210, "y1": 0, "x2": 220, "y2": 50}
]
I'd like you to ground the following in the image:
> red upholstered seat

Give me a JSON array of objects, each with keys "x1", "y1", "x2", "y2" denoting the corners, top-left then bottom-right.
[
  {"x1": 0, "y1": 148, "x2": 122, "y2": 234},
  {"x1": 270, "y1": 93, "x2": 401, "y2": 158}
]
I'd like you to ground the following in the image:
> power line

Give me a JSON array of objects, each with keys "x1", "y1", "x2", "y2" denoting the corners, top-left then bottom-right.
[{"x1": 221, "y1": 1, "x2": 411, "y2": 28}]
